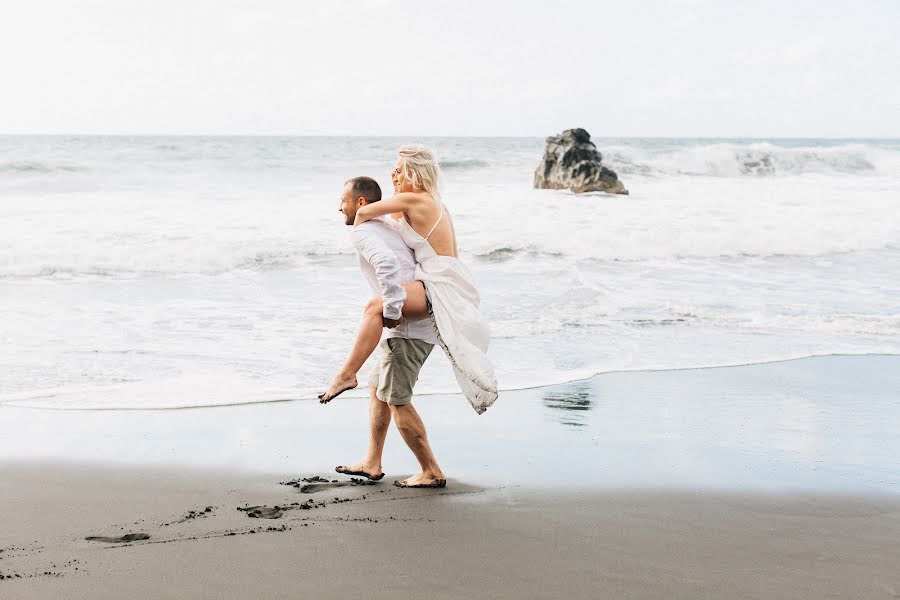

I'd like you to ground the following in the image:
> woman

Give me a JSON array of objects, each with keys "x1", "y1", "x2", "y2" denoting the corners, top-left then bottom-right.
[{"x1": 319, "y1": 144, "x2": 498, "y2": 414}]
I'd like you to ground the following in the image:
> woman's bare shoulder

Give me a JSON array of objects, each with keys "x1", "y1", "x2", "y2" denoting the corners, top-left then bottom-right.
[{"x1": 391, "y1": 191, "x2": 433, "y2": 205}]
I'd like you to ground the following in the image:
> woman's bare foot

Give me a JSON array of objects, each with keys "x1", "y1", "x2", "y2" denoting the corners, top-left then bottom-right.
[
  {"x1": 318, "y1": 373, "x2": 358, "y2": 403},
  {"x1": 393, "y1": 472, "x2": 447, "y2": 488},
  {"x1": 335, "y1": 463, "x2": 384, "y2": 481}
]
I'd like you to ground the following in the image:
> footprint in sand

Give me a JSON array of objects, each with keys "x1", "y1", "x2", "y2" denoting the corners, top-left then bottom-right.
[
  {"x1": 238, "y1": 505, "x2": 295, "y2": 519},
  {"x1": 85, "y1": 533, "x2": 150, "y2": 544},
  {"x1": 282, "y1": 476, "x2": 377, "y2": 494}
]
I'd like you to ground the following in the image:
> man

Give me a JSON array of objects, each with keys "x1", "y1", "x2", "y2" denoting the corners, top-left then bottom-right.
[{"x1": 324, "y1": 175, "x2": 446, "y2": 489}]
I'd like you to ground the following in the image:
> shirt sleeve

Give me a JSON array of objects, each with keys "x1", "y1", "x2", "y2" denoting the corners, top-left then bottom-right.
[{"x1": 351, "y1": 224, "x2": 406, "y2": 320}]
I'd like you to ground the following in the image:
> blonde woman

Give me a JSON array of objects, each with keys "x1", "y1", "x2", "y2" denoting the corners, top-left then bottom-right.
[{"x1": 319, "y1": 144, "x2": 498, "y2": 415}]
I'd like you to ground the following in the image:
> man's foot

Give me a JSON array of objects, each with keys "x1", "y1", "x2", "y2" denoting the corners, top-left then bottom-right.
[
  {"x1": 318, "y1": 374, "x2": 358, "y2": 403},
  {"x1": 335, "y1": 464, "x2": 384, "y2": 481},
  {"x1": 393, "y1": 473, "x2": 447, "y2": 488}
]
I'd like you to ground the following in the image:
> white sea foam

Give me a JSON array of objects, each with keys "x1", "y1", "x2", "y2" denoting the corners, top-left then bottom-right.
[
  {"x1": 2, "y1": 175, "x2": 898, "y2": 277},
  {"x1": 602, "y1": 141, "x2": 900, "y2": 177},
  {"x1": 1, "y1": 136, "x2": 898, "y2": 410}
]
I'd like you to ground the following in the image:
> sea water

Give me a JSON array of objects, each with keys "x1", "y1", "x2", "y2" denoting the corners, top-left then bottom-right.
[{"x1": 1, "y1": 136, "x2": 898, "y2": 409}]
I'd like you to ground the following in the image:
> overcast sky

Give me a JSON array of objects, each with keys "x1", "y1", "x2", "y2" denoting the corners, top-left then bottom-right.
[{"x1": 1, "y1": 0, "x2": 898, "y2": 137}]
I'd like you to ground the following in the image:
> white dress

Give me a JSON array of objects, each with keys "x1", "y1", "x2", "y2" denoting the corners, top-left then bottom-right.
[{"x1": 398, "y1": 206, "x2": 499, "y2": 414}]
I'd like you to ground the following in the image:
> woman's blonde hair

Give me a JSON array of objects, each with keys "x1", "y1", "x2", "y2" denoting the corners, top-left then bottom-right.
[{"x1": 397, "y1": 144, "x2": 442, "y2": 200}]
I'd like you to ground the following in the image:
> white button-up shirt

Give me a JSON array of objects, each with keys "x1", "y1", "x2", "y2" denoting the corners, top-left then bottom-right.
[{"x1": 350, "y1": 217, "x2": 438, "y2": 344}]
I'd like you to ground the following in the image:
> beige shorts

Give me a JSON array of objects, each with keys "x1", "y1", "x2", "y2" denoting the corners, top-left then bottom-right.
[{"x1": 369, "y1": 338, "x2": 434, "y2": 406}]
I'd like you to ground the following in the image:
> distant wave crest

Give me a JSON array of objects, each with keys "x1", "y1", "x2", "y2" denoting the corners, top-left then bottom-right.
[
  {"x1": 0, "y1": 248, "x2": 357, "y2": 280},
  {"x1": 0, "y1": 160, "x2": 87, "y2": 174},
  {"x1": 604, "y1": 142, "x2": 900, "y2": 178},
  {"x1": 474, "y1": 246, "x2": 565, "y2": 263},
  {"x1": 441, "y1": 158, "x2": 490, "y2": 170}
]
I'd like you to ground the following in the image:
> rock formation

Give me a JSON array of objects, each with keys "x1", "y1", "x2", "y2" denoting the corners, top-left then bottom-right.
[{"x1": 534, "y1": 128, "x2": 628, "y2": 194}]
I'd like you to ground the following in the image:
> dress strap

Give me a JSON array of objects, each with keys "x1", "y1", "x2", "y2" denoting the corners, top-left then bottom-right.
[{"x1": 423, "y1": 205, "x2": 444, "y2": 240}]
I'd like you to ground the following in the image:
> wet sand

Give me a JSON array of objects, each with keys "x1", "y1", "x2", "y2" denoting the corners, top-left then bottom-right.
[
  {"x1": 2, "y1": 354, "x2": 898, "y2": 492},
  {"x1": 1, "y1": 462, "x2": 899, "y2": 599},
  {"x1": 2, "y1": 355, "x2": 900, "y2": 597}
]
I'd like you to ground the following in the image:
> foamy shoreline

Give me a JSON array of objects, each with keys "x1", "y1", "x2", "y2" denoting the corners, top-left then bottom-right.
[{"x1": 2, "y1": 355, "x2": 897, "y2": 493}]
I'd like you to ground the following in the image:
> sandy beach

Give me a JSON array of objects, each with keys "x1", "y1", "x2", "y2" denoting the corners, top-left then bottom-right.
[
  {"x1": 2, "y1": 462, "x2": 899, "y2": 600},
  {"x1": 2, "y1": 355, "x2": 899, "y2": 598}
]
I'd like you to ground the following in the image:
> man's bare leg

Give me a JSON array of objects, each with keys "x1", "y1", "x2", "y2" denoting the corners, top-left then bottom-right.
[
  {"x1": 335, "y1": 386, "x2": 390, "y2": 479},
  {"x1": 390, "y1": 402, "x2": 446, "y2": 486}
]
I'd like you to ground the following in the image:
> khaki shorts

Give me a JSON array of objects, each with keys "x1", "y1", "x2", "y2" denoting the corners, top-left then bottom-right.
[{"x1": 369, "y1": 338, "x2": 434, "y2": 406}]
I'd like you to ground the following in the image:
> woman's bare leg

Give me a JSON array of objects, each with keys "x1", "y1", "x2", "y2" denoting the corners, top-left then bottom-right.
[{"x1": 319, "y1": 282, "x2": 428, "y2": 403}]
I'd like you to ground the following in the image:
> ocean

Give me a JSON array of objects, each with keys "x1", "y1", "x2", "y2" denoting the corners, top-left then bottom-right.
[{"x1": 1, "y1": 135, "x2": 898, "y2": 410}]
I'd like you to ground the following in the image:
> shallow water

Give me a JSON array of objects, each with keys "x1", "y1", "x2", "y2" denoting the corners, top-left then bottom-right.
[
  {"x1": 2, "y1": 356, "x2": 898, "y2": 494},
  {"x1": 1, "y1": 136, "x2": 899, "y2": 409}
]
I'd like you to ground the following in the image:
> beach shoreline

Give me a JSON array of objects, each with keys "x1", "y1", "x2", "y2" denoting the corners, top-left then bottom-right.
[
  {"x1": 2, "y1": 354, "x2": 898, "y2": 492},
  {"x1": 2, "y1": 354, "x2": 899, "y2": 597}
]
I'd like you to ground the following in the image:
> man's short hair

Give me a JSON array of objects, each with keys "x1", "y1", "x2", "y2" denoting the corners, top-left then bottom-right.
[{"x1": 345, "y1": 176, "x2": 382, "y2": 204}]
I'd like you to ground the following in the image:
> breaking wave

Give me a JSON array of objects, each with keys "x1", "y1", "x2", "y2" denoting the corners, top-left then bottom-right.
[
  {"x1": 601, "y1": 142, "x2": 900, "y2": 178},
  {"x1": 441, "y1": 158, "x2": 491, "y2": 169}
]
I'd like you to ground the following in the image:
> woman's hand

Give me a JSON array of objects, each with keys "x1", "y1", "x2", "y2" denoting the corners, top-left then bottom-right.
[{"x1": 353, "y1": 206, "x2": 372, "y2": 226}]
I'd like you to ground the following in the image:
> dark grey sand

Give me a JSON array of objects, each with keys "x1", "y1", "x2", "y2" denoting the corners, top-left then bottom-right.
[
  {"x1": 1, "y1": 463, "x2": 899, "y2": 599},
  {"x1": 1, "y1": 355, "x2": 899, "y2": 598}
]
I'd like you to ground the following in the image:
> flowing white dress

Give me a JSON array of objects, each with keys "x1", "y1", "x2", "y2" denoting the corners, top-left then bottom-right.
[{"x1": 398, "y1": 206, "x2": 498, "y2": 414}]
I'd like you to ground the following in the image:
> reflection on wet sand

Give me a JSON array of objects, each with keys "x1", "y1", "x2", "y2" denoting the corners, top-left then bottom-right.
[
  {"x1": 1, "y1": 355, "x2": 898, "y2": 492},
  {"x1": 542, "y1": 382, "x2": 593, "y2": 427}
]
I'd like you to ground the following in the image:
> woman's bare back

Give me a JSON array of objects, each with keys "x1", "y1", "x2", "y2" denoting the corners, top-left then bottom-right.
[{"x1": 403, "y1": 193, "x2": 458, "y2": 258}]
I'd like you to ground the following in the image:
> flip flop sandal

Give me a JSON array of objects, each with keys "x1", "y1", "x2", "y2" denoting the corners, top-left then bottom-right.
[
  {"x1": 393, "y1": 478, "x2": 447, "y2": 488},
  {"x1": 335, "y1": 466, "x2": 385, "y2": 481}
]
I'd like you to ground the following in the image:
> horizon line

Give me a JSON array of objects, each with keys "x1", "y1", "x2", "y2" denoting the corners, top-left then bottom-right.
[{"x1": 2, "y1": 133, "x2": 899, "y2": 141}]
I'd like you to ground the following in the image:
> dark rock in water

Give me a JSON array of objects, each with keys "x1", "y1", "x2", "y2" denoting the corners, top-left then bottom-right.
[{"x1": 534, "y1": 128, "x2": 628, "y2": 194}]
